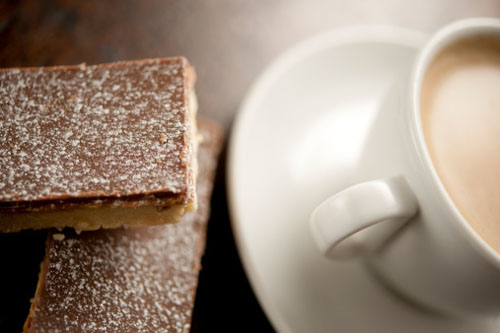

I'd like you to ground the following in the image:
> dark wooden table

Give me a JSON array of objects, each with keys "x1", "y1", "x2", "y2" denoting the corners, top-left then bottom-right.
[{"x1": 1, "y1": 1, "x2": 499, "y2": 331}]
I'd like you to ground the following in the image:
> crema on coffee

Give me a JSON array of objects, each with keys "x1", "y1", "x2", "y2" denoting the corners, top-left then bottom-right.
[{"x1": 421, "y1": 36, "x2": 500, "y2": 252}]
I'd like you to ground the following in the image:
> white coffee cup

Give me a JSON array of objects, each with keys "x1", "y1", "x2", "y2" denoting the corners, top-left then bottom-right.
[{"x1": 310, "y1": 17, "x2": 500, "y2": 318}]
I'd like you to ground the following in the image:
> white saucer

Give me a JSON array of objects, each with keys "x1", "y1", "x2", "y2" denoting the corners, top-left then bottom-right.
[{"x1": 228, "y1": 27, "x2": 500, "y2": 332}]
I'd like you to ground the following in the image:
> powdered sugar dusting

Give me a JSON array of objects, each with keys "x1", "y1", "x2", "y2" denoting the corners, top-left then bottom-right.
[
  {"x1": 39, "y1": 226, "x2": 198, "y2": 332},
  {"x1": 0, "y1": 58, "x2": 195, "y2": 203},
  {"x1": 26, "y1": 120, "x2": 222, "y2": 332}
]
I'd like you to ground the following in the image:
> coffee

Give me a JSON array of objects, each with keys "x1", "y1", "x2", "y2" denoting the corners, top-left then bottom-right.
[{"x1": 421, "y1": 36, "x2": 500, "y2": 252}]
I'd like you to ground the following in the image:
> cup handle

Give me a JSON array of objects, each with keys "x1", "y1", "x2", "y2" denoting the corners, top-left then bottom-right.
[{"x1": 309, "y1": 176, "x2": 419, "y2": 259}]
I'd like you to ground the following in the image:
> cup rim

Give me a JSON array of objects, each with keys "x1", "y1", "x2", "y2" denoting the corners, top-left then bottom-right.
[{"x1": 410, "y1": 17, "x2": 500, "y2": 269}]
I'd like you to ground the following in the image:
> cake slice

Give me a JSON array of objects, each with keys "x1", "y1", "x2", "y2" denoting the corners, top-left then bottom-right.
[
  {"x1": 0, "y1": 57, "x2": 198, "y2": 232},
  {"x1": 23, "y1": 118, "x2": 222, "y2": 332}
]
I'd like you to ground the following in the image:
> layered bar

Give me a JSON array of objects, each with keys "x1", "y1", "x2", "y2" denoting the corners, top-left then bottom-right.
[
  {"x1": 0, "y1": 57, "x2": 198, "y2": 232},
  {"x1": 23, "y1": 118, "x2": 222, "y2": 332}
]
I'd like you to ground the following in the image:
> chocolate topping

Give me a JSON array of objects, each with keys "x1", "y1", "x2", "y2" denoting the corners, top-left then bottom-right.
[
  {"x1": 23, "y1": 118, "x2": 222, "y2": 332},
  {"x1": 0, "y1": 58, "x2": 196, "y2": 212}
]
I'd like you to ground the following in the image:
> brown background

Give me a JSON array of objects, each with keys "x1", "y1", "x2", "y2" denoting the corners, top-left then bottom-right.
[{"x1": 1, "y1": 0, "x2": 499, "y2": 331}]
